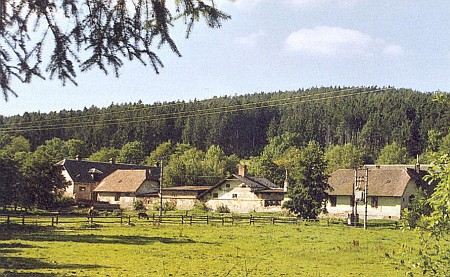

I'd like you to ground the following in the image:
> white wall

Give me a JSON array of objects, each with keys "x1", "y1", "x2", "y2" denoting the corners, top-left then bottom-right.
[
  {"x1": 325, "y1": 195, "x2": 403, "y2": 219},
  {"x1": 203, "y1": 179, "x2": 283, "y2": 213},
  {"x1": 96, "y1": 192, "x2": 135, "y2": 209}
]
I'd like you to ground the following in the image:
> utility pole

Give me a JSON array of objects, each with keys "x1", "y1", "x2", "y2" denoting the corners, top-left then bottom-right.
[
  {"x1": 353, "y1": 167, "x2": 369, "y2": 228},
  {"x1": 353, "y1": 169, "x2": 358, "y2": 227},
  {"x1": 159, "y1": 159, "x2": 164, "y2": 222},
  {"x1": 363, "y1": 167, "x2": 369, "y2": 230}
]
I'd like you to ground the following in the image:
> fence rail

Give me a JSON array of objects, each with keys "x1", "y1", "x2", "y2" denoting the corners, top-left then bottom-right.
[
  {"x1": 0, "y1": 213, "x2": 305, "y2": 227},
  {"x1": 1, "y1": 213, "x2": 396, "y2": 228}
]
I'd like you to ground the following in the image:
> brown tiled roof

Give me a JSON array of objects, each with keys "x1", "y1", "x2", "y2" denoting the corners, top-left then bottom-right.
[
  {"x1": 163, "y1": 186, "x2": 213, "y2": 192},
  {"x1": 198, "y1": 174, "x2": 280, "y2": 198},
  {"x1": 328, "y1": 166, "x2": 426, "y2": 197},
  {"x1": 93, "y1": 169, "x2": 150, "y2": 193},
  {"x1": 56, "y1": 159, "x2": 159, "y2": 184}
]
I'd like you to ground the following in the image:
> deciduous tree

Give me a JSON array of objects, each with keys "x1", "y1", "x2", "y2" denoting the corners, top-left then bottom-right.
[
  {"x1": 376, "y1": 141, "x2": 411, "y2": 165},
  {"x1": 283, "y1": 141, "x2": 330, "y2": 219},
  {"x1": 324, "y1": 143, "x2": 364, "y2": 173}
]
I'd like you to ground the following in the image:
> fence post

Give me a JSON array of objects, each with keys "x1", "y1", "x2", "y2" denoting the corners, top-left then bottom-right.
[
  {"x1": 128, "y1": 215, "x2": 131, "y2": 225},
  {"x1": 181, "y1": 215, "x2": 184, "y2": 225},
  {"x1": 120, "y1": 216, "x2": 123, "y2": 225},
  {"x1": 7, "y1": 215, "x2": 10, "y2": 225},
  {"x1": 272, "y1": 217, "x2": 275, "y2": 225},
  {"x1": 189, "y1": 216, "x2": 193, "y2": 225},
  {"x1": 22, "y1": 215, "x2": 25, "y2": 225},
  {"x1": 222, "y1": 217, "x2": 225, "y2": 226},
  {"x1": 52, "y1": 217, "x2": 54, "y2": 227},
  {"x1": 56, "y1": 215, "x2": 59, "y2": 225},
  {"x1": 206, "y1": 215, "x2": 209, "y2": 225},
  {"x1": 250, "y1": 215, "x2": 253, "y2": 225}
]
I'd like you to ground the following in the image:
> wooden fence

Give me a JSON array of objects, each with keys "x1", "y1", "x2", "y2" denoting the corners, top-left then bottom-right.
[
  {"x1": 0, "y1": 214, "x2": 130, "y2": 227},
  {"x1": 149, "y1": 214, "x2": 302, "y2": 226},
  {"x1": 1, "y1": 213, "x2": 393, "y2": 228},
  {"x1": 0, "y1": 214, "x2": 304, "y2": 227}
]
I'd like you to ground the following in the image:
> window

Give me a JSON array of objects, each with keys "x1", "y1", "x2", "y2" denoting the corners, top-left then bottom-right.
[
  {"x1": 232, "y1": 194, "x2": 238, "y2": 198},
  {"x1": 212, "y1": 193, "x2": 218, "y2": 198},
  {"x1": 225, "y1": 183, "x2": 231, "y2": 189},
  {"x1": 329, "y1": 196, "x2": 337, "y2": 207},
  {"x1": 264, "y1": 200, "x2": 281, "y2": 207},
  {"x1": 371, "y1": 196, "x2": 378, "y2": 208},
  {"x1": 79, "y1": 186, "x2": 86, "y2": 192},
  {"x1": 114, "y1": 193, "x2": 121, "y2": 201}
]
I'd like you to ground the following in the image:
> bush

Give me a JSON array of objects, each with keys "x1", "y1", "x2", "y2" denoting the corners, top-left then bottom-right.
[
  {"x1": 153, "y1": 200, "x2": 177, "y2": 213},
  {"x1": 133, "y1": 199, "x2": 145, "y2": 211},
  {"x1": 54, "y1": 196, "x2": 76, "y2": 209},
  {"x1": 112, "y1": 209, "x2": 123, "y2": 216},
  {"x1": 400, "y1": 188, "x2": 431, "y2": 229},
  {"x1": 192, "y1": 201, "x2": 211, "y2": 213},
  {"x1": 216, "y1": 204, "x2": 230, "y2": 213}
]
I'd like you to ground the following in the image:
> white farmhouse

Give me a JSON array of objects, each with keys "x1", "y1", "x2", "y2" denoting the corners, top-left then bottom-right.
[
  {"x1": 326, "y1": 165, "x2": 428, "y2": 219},
  {"x1": 199, "y1": 165, "x2": 286, "y2": 213},
  {"x1": 93, "y1": 169, "x2": 159, "y2": 209}
]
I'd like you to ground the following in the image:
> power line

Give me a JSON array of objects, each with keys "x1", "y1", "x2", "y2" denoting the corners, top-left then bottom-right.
[
  {"x1": 0, "y1": 87, "x2": 387, "y2": 133},
  {"x1": 2, "y1": 86, "x2": 366, "y2": 128}
]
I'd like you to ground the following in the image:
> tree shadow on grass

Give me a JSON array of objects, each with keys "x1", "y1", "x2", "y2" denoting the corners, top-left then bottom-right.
[
  {"x1": 0, "y1": 242, "x2": 38, "y2": 254},
  {"x1": 0, "y1": 256, "x2": 103, "y2": 276},
  {"x1": 8, "y1": 232, "x2": 197, "y2": 245},
  {"x1": 0, "y1": 242, "x2": 105, "y2": 276},
  {"x1": 2, "y1": 272, "x2": 58, "y2": 277}
]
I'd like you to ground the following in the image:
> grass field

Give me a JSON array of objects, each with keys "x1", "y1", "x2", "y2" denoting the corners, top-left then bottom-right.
[{"x1": 0, "y1": 221, "x2": 421, "y2": 276}]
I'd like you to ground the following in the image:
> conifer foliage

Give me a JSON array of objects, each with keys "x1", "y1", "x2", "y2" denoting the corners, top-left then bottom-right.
[{"x1": 0, "y1": 0, "x2": 230, "y2": 99}]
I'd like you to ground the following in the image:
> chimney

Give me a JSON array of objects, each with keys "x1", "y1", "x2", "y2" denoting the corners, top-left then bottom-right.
[
  {"x1": 109, "y1": 157, "x2": 115, "y2": 164},
  {"x1": 283, "y1": 169, "x2": 288, "y2": 192},
  {"x1": 415, "y1": 154, "x2": 420, "y2": 173},
  {"x1": 76, "y1": 155, "x2": 82, "y2": 161},
  {"x1": 238, "y1": 164, "x2": 247, "y2": 177}
]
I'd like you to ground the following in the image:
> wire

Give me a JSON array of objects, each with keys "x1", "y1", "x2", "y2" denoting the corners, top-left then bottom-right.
[
  {"x1": 0, "y1": 87, "x2": 387, "y2": 133},
  {"x1": 2, "y1": 86, "x2": 366, "y2": 128}
]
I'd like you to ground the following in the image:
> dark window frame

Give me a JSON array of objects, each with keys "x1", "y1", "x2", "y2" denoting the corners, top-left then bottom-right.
[
  {"x1": 371, "y1": 196, "x2": 378, "y2": 208},
  {"x1": 329, "y1": 196, "x2": 337, "y2": 207}
]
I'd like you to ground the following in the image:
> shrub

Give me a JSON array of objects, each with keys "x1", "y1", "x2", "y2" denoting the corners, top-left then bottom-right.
[
  {"x1": 54, "y1": 196, "x2": 76, "y2": 209},
  {"x1": 400, "y1": 188, "x2": 431, "y2": 229},
  {"x1": 192, "y1": 201, "x2": 211, "y2": 213},
  {"x1": 153, "y1": 200, "x2": 177, "y2": 213},
  {"x1": 133, "y1": 199, "x2": 145, "y2": 211},
  {"x1": 112, "y1": 209, "x2": 123, "y2": 216},
  {"x1": 216, "y1": 204, "x2": 230, "y2": 213}
]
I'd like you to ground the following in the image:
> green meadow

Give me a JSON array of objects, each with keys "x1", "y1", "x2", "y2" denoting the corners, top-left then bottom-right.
[{"x1": 0, "y1": 222, "x2": 421, "y2": 276}]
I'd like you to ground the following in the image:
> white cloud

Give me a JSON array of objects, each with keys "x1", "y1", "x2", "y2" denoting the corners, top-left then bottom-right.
[
  {"x1": 237, "y1": 30, "x2": 267, "y2": 47},
  {"x1": 285, "y1": 26, "x2": 403, "y2": 58},
  {"x1": 286, "y1": 26, "x2": 373, "y2": 56}
]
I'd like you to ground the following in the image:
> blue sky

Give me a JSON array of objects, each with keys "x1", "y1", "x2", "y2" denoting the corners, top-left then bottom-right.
[{"x1": 1, "y1": 0, "x2": 450, "y2": 116}]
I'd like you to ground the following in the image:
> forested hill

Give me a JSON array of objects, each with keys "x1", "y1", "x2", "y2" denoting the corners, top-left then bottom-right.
[{"x1": 1, "y1": 87, "x2": 448, "y2": 160}]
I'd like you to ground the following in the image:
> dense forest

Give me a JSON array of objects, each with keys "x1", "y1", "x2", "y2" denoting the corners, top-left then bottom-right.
[
  {"x1": 1, "y1": 86, "x2": 448, "y2": 160},
  {"x1": 1, "y1": 86, "x2": 449, "y2": 210}
]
